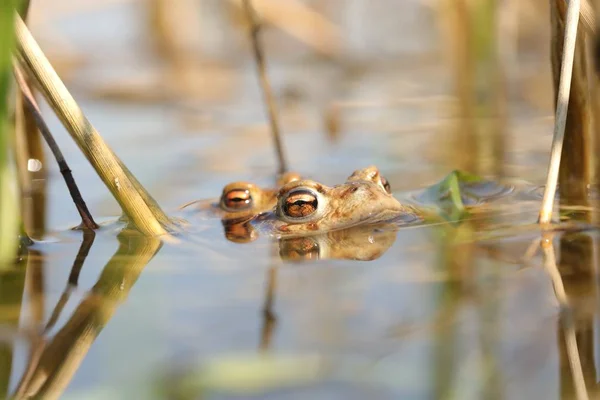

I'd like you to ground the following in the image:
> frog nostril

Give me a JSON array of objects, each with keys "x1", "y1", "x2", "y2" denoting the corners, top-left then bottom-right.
[{"x1": 350, "y1": 186, "x2": 359, "y2": 193}]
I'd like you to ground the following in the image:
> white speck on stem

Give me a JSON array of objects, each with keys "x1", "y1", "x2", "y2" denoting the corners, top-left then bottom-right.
[{"x1": 115, "y1": 178, "x2": 121, "y2": 191}]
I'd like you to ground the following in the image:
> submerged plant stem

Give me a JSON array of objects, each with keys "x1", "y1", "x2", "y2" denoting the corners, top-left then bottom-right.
[
  {"x1": 13, "y1": 14, "x2": 172, "y2": 236},
  {"x1": 242, "y1": 0, "x2": 288, "y2": 175},
  {"x1": 13, "y1": 63, "x2": 98, "y2": 230},
  {"x1": 539, "y1": 0, "x2": 581, "y2": 224}
]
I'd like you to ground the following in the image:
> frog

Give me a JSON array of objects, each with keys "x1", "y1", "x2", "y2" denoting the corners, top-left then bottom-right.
[
  {"x1": 179, "y1": 171, "x2": 301, "y2": 219},
  {"x1": 179, "y1": 171, "x2": 301, "y2": 242},
  {"x1": 251, "y1": 166, "x2": 422, "y2": 238}
]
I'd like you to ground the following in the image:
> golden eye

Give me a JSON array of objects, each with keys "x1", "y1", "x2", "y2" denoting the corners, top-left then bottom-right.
[
  {"x1": 282, "y1": 189, "x2": 318, "y2": 219},
  {"x1": 221, "y1": 189, "x2": 252, "y2": 211},
  {"x1": 381, "y1": 177, "x2": 391, "y2": 194}
]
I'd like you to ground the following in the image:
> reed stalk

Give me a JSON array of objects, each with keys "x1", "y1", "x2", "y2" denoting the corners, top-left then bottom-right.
[
  {"x1": 0, "y1": 0, "x2": 19, "y2": 268},
  {"x1": 242, "y1": 0, "x2": 288, "y2": 175},
  {"x1": 13, "y1": 63, "x2": 98, "y2": 230},
  {"x1": 13, "y1": 14, "x2": 173, "y2": 236},
  {"x1": 539, "y1": 0, "x2": 581, "y2": 223}
]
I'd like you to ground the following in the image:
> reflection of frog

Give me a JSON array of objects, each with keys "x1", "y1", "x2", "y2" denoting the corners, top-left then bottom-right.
[
  {"x1": 278, "y1": 223, "x2": 397, "y2": 262},
  {"x1": 253, "y1": 166, "x2": 421, "y2": 238}
]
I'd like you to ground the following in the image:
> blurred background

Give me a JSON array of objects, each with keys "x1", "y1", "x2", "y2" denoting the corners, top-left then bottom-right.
[
  {"x1": 24, "y1": 0, "x2": 556, "y2": 228},
  {"x1": 5, "y1": 1, "x2": 592, "y2": 399}
]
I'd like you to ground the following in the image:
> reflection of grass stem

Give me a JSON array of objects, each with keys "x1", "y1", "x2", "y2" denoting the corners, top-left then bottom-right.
[
  {"x1": 15, "y1": 233, "x2": 161, "y2": 399},
  {"x1": 13, "y1": 15, "x2": 172, "y2": 236},
  {"x1": 242, "y1": 0, "x2": 288, "y2": 175},
  {"x1": 539, "y1": 0, "x2": 581, "y2": 224},
  {"x1": 541, "y1": 234, "x2": 589, "y2": 400},
  {"x1": 259, "y1": 262, "x2": 278, "y2": 351},
  {"x1": 13, "y1": 63, "x2": 98, "y2": 230}
]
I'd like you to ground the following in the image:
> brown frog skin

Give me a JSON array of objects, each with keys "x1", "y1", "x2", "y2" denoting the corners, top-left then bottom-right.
[{"x1": 253, "y1": 166, "x2": 420, "y2": 237}]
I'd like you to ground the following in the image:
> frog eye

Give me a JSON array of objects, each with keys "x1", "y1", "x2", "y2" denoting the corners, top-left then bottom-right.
[
  {"x1": 281, "y1": 189, "x2": 319, "y2": 219},
  {"x1": 221, "y1": 189, "x2": 253, "y2": 211},
  {"x1": 381, "y1": 177, "x2": 391, "y2": 194}
]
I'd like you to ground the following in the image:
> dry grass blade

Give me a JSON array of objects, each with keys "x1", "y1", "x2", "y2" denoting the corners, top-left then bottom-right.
[
  {"x1": 13, "y1": 14, "x2": 172, "y2": 236},
  {"x1": 242, "y1": 0, "x2": 288, "y2": 175},
  {"x1": 539, "y1": 0, "x2": 581, "y2": 224},
  {"x1": 13, "y1": 62, "x2": 98, "y2": 230}
]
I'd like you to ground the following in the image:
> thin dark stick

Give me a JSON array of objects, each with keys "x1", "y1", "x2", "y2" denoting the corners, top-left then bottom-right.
[
  {"x1": 67, "y1": 230, "x2": 95, "y2": 286},
  {"x1": 242, "y1": 0, "x2": 288, "y2": 175},
  {"x1": 12, "y1": 62, "x2": 98, "y2": 230},
  {"x1": 259, "y1": 265, "x2": 278, "y2": 351}
]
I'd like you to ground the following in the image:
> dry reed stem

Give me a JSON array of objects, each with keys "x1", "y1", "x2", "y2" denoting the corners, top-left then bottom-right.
[
  {"x1": 539, "y1": 0, "x2": 581, "y2": 224},
  {"x1": 13, "y1": 62, "x2": 98, "y2": 230},
  {"x1": 242, "y1": 0, "x2": 288, "y2": 175},
  {"x1": 230, "y1": 0, "x2": 341, "y2": 56},
  {"x1": 13, "y1": 14, "x2": 172, "y2": 236},
  {"x1": 540, "y1": 235, "x2": 589, "y2": 400}
]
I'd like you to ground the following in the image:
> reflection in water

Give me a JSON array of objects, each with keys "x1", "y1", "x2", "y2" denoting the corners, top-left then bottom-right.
[
  {"x1": 0, "y1": 256, "x2": 27, "y2": 398},
  {"x1": 259, "y1": 245, "x2": 280, "y2": 352},
  {"x1": 278, "y1": 223, "x2": 397, "y2": 262},
  {"x1": 11, "y1": 232, "x2": 161, "y2": 399},
  {"x1": 557, "y1": 229, "x2": 599, "y2": 398},
  {"x1": 6, "y1": 203, "x2": 600, "y2": 398}
]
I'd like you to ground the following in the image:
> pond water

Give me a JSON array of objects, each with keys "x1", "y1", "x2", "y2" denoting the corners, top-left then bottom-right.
[{"x1": 4, "y1": 0, "x2": 599, "y2": 399}]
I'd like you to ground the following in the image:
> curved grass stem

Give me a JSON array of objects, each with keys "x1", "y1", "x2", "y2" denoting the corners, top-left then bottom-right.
[{"x1": 13, "y1": 14, "x2": 172, "y2": 236}]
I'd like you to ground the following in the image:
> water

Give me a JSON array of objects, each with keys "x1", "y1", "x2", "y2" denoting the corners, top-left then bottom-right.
[{"x1": 5, "y1": 1, "x2": 599, "y2": 399}]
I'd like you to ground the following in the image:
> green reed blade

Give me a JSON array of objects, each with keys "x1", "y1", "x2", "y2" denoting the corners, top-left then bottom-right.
[{"x1": 0, "y1": 0, "x2": 19, "y2": 269}]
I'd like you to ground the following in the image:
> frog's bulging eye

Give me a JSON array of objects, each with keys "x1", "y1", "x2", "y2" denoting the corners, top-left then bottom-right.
[
  {"x1": 282, "y1": 189, "x2": 318, "y2": 219},
  {"x1": 221, "y1": 189, "x2": 253, "y2": 211},
  {"x1": 381, "y1": 177, "x2": 391, "y2": 194}
]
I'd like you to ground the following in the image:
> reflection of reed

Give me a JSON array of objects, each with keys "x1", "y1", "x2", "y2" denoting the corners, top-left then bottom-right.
[
  {"x1": 259, "y1": 265, "x2": 278, "y2": 351},
  {"x1": 438, "y1": 0, "x2": 506, "y2": 177},
  {"x1": 0, "y1": 257, "x2": 27, "y2": 398},
  {"x1": 13, "y1": 233, "x2": 161, "y2": 399},
  {"x1": 432, "y1": 222, "x2": 475, "y2": 398},
  {"x1": 541, "y1": 233, "x2": 590, "y2": 400}
]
